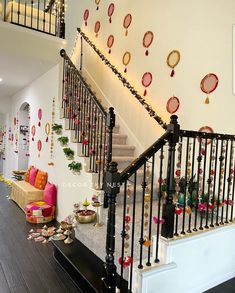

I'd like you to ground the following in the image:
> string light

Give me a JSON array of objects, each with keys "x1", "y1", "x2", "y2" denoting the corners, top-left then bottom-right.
[{"x1": 76, "y1": 28, "x2": 167, "y2": 130}]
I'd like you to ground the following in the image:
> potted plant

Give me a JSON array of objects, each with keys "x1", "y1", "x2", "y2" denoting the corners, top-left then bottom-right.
[
  {"x1": 63, "y1": 147, "x2": 74, "y2": 160},
  {"x1": 52, "y1": 123, "x2": 63, "y2": 135},
  {"x1": 58, "y1": 136, "x2": 69, "y2": 146},
  {"x1": 68, "y1": 161, "x2": 82, "y2": 174}
]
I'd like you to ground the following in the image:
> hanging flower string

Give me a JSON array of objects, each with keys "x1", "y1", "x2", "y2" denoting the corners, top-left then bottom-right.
[
  {"x1": 26, "y1": 107, "x2": 30, "y2": 157},
  {"x1": 14, "y1": 113, "x2": 19, "y2": 154},
  {"x1": 143, "y1": 165, "x2": 152, "y2": 247},
  {"x1": 119, "y1": 184, "x2": 133, "y2": 268},
  {"x1": 48, "y1": 98, "x2": 56, "y2": 166},
  {"x1": 76, "y1": 28, "x2": 167, "y2": 130},
  {"x1": 175, "y1": 140, "x2": 182, "y2": 215}
]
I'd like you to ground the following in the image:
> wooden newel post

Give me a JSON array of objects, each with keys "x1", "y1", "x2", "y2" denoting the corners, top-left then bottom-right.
[
  {"x1": 102, "y1": 162, "x2": 120, "y2": 293},
  {"x1": 103, "y1": 107, "x2": 116, "y2": 209},
  {"x1": 161, "y1": 115, "x2": 180, "y2": 238}
]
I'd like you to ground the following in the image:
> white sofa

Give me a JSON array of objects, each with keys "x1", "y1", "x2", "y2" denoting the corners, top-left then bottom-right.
[{"x1": 4, "y1": 1, "x2": 56, "y2": 34}]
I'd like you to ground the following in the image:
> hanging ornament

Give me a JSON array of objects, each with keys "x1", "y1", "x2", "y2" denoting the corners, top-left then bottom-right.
[
  {"x1": 143, "y1": 165, "x2": 152, "y2": 247},
  {"x1": 37, "y1": 140, "x2": 42, "y2": 158},
  {"x1": 167, "y1": 50, "x2": 181, "y2": 77},
  {"x1": 14, "y1": 113, "x2": 19, "y2": 154},
  {"x1": 166, "y1": 96, "x2": 180, "y2": 114},
  {"x1": 45, "y1": 123, "x2": 51, "y2": 143},
  {"x1": 94, "y1": 21, "x2": 101, "y2": 37},
  {"x1": 122, "y1": 52, "x2": 131, "y2": 73},
  {"x1": 107, "y1": 3, "x2": 115, "y2": 23},
  {"x1": 95, "y1": 0, "x2": 101, "y2": 10},
  {"x1": 31, "y1": 125, "x2": 36, "y2": 142},
  {"x1": 83, "y1": 9, "x2": 89, "y2": 26},
  {"x1": 198, "y1": 126, "x2": 214, "y2": 145},
  {"x1": 142, "y1": 72, "x2": 153, "y2": 96},
  {"x1": 48, "y1": 98, "x2": 56, "y2": 166},
  {"x1": 123, "y1": 13, "x2": 132, "y2": 36},
  {"x1": 107, "y1": 35, "x2": 114, "y2": 54},
  {"x1": 26, "y1": 107, "x2": 31, "y2": 157},
  {"x1": 143, "y1": 31, "x2": 154, "y2": 56},
  {"x1": 200, "y1": 73, "x2": 219, "y2": 104},
  {"x1": 38, "y1": 108, "x2": 42, "y2": 127}
]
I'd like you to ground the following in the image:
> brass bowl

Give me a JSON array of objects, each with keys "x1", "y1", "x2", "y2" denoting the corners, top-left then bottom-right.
[
  {"x1": 60, "y1": 221, "x2": 73, "y2": 230},
  {"x1": 76, "y1": 209, "x2": 96, "y2": 224}
]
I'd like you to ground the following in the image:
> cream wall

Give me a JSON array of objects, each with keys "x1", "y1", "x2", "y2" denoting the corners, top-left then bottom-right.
[{"x1": 66, "y1": 0, "x2": 235, "y2": 152}]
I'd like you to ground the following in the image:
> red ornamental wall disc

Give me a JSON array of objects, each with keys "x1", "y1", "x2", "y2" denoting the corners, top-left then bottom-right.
[
  {"x1": 107, "y1": 35, "x2": 114, "y2": 54},
  {"x1": 37, "y1": 140, "x2": 42, "y2": 152},
  {"x1": 142, "y1": 72, "x2": 152, "y2": 96},
  {"x1": 143, "y1": 31, "x2": 154, "y2": 56},
  {"x1": 108, "y1": 3, "x2": 115, "y2": 23},
  {"x1": 94, "y1": 21, "x2": 101, "y2": 37},
  {"x1": 200, "y1": 73, "x2": 219, "y2": 104},
  {"x1": 166, "y1": 96, "x2": 180, "y2": 114},
  {"x1": 83, "y1": 9, "x2": 89, "y2": 26},
  {"x1": 123, "y1": 14, "x2": 132, "y2": 36}
]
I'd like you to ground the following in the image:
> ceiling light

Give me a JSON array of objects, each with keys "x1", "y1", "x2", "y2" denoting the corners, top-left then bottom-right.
[{"x1": 0, "y1": 78, "x2": 3, "y2": 82}]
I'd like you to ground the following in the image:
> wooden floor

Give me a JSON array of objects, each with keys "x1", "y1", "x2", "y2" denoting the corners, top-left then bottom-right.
[
  {"x1": 205, "y1": 278, "x2": 235, "y2": 293},
  {"x1": 0, "y1": 182, "x2": 81, "y2": 293}
]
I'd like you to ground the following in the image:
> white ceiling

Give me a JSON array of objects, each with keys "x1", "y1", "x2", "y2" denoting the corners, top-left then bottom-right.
[{"x1": 0, "y1": 21, "x2": 67, "y2": 98}]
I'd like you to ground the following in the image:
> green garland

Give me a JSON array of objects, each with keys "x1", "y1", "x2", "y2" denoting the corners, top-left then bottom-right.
[{"x1": 77, "y1": 28, "x2": 167, "y2": 130}]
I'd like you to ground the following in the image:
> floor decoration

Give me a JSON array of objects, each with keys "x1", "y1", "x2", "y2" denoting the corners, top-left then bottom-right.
[
  {"x1": 45, "y1": 122, "x2": 50, "y2": 143},
  {"x1": 27, "y1": 226, "x2": 66, "y2": 244},
  {"x1": 95, "y1": 0, "x2": 101, "y2": 10},
  {"x1": 167, "y1": 50, "x2": 181, "y2": 77},
  {"x1": 143, "y1": 31, "x2": 154, "y2": 56},
  {"x1": 37, "y1": 140, "x2": 42, "y2": 158},
  {"x1": 94, "y1": 21, "x2": 101, "y2": 37},
  {"x1": 123, "y1": 13, "x2": 132, "y2": 36},
  {"x1": 107, "y1": 3, "x2": 115, "y2": 23},
  {"x1": 31, "y1": 125, "x2": 36, "y2": 141},
  {"x1": 107, "y1": 34, "x2": 114, "y2": 54},
  {"x1": 38, "y1": 108, "x2": 42, "y2": 127},
  {"x1": 48, "y1": 98, "x2": 56, "y2": 166},
  {"x1": 166, "y1": 96, "x2": 180, "y2": 114},
  {"x1": 122, "y1": 51, "x2": 131, "y2": 73},
  {"x1": 83, "y1": 9, "x2": 89, "y2": 26},
  {"x1": 200, "y1": 73, "x2": 219, "y2": 104},
  {"x1": 142, "y1": 72, "x2": 153, "y2": 96}
]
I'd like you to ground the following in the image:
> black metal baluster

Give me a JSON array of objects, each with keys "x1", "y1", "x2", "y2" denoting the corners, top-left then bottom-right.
[
  {"x1": 155, "y1": 147, "x2": 163, "y2": 262},
  {"x1": 86, "y1": 95, "x2": 92, "y2": 157},
  {"x1": 37, "y1": 0, "x2": 39, "y2": 30},
  {"x1": 199, "y1": 138, "x2": 208, "y2": 230},
  {"x1": 11, "y1": 0, "x2": 13, "y2": 22},
  {"x1": 97, "y1": 114, "x2": 104, "y2": 189},
  {"x1": 129, "y1": 172, "x2": 137, "y2": 292},
  {"x1": 24, "y1": 1, "x2": 26, "y2": 26},
  {"x1": 89, "y1": 101, "x2": 94, "y2": 171},
  {"x1": 84, "y1": 90, "x2": 89, "y2": 157},
  {"x1": 220, "y1": 140, "x2": 229, "y2": 224},
  {"x1": 78, "y1": 80, "x2": 82, "y2": 142},
  {"x1": 61, "y1": 57, "x2": 65, "y2": 110},
  {"x1": 92, "y1": 108, "x2": 97, "y2": 171},
  {"x1": 95, "y1": 113, "x2": 101, "y2": 173},
  {"x1": 181, "y1": 137, "x2": 189, "y2": 235},
  {"x1": 49, "y1": 1, "x2": 52, "y2": 34},
  {"x1": 80, "y1": 37, "x2": 83, "y2": 71},
  {"x1": 205, "y1": 139, "x2": 213, "y2": 229},
  {"x1": 193, "y1": 138, "x2": 202, "y2": 231},
  {"x1": 138, "y1": 162, "x2": 146, "y2": 269},
  {"x1": 120, "y1": 181, "x2": 127, "y2": 286},
  {"x1": 31, "y1": 0, "x2": 33, "y2": 28},
  {"x1": 43, "y1": 0, "x2": 45, "y2": 32},
  {"x1": 225, "y1": 140, "x2": 233, "y2": 223},
  {"x1": 18, "y1": 0, "x2": 20, "y2": 24},
  {"x1": 146, "y1": 154, "x2": 155, "y2": 266},
  {"x1": 187, "y1": 137, "x2": 196, "y2": 233},
  {"x1": 216, "y1": 140, "x2": 224, "y2": 226},
  {"x1": 210, "y1": 139, "x2": 219, "y2": 227}
]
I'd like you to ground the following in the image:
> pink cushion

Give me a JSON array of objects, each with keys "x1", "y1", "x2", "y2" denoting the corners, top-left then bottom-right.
[
  {"x1": 43, "y1": 182, "x2": 57, "y2": 206},
  {"x1": 29, "y1": 167, "x2": 38, "y2": 186}
]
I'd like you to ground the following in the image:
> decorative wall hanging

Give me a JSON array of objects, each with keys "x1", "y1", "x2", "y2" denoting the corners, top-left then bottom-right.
[
  {"x1": 166, "y1": 96, "x2": 180, "y2": 114},
  {"x1": 107, "y1": 35, "x2": 114, "y2": 54},
  {"x1": 94, "y1": 21, "x2": 101, "y2": 37},
  {"x1": 200, "y1": 73, "x2": 219, "y2": 104},
  {"x1": 26, "y1": 107, "x2": 31, "y2": 157},
  {"x1": 122, "y1": 52, "x2": 131, "y2": 73},
  {"x1": 107, "y1": 3, "x2": 115, "y2": 23},
  {"x1": 38, "y1": 108, "x2": 42, "y2": 127},
  {"x1": 95, "y1": 0, "x2": 101, "y2": 10},
  {"x1": 167, "y1": 50, "x2": 180, "y2": 77},
  {"x1": 83, "y1": 9, "x2": 89, "y2": 26},
  {"x1": 37, "y1": 139, "x2": 42, "y2": 158},
  {"x1": 31, "y1": 125, "x2": 36, "y2": 141},
  {"x1": 48, "y1": 98, "x2": 56, "y2": 166},
  {"x1": 45, "y1": 123, "x2": 51, "y2": 143},
  {"x1": 198, "y1": 126, "x2": 214, "y2": 145},
  {"x1": 143, "y1": 31, "x2": 154, "y2": 56},
  {"x1": 142, "y1": 72, "x2": 153, "y2": 96},
  {"x1": 123, "y1": 14, "x2": 132, "y2": 36},
  {"x1": 14, "y1": 113, "x2": 19, "y2": 154}
]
